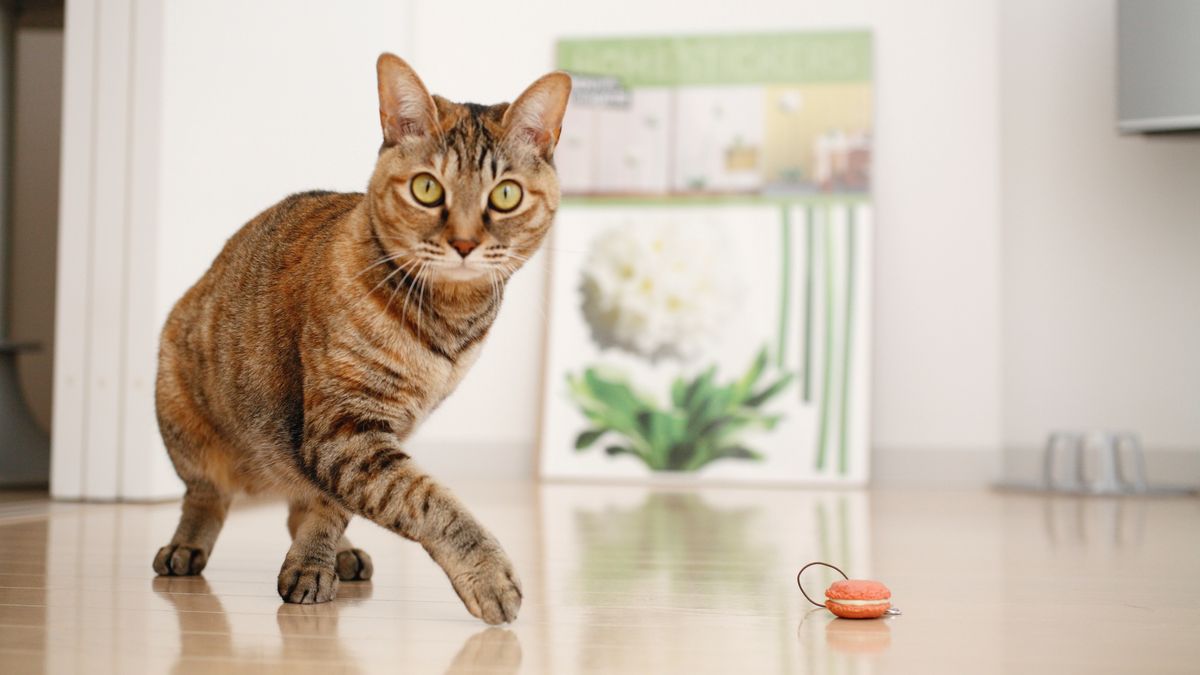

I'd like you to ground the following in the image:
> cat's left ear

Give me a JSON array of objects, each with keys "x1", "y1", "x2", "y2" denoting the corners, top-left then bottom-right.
[{"x1": 502, "y1": 72, "x2": 572, "y2": 158}]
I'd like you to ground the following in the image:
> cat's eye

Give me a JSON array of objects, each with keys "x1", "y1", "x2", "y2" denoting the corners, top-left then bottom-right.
[
  {"x1": 488, "y1": 180, "x2": 523, "y2": 212},
  {"x1": 410, "y1": 173, "x2": 444, "y2": 206}
]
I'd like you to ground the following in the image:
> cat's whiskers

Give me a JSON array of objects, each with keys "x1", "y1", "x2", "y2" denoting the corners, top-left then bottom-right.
[
  {"x1": 415, "y1": 260, "x2": 431, "y2": 339},
  {"x1": 365, "y1": 256, "x2": 419, "y2": 301},
  {"x1": 498, "y1": 259, "x2": 523, "y2": 279},
  {"x1": 381, "y1": 257, "x2": 421, "y2": 316},
  {"x1": 487, "y1": 266, "x2": 501, "y2": 303},
  {"x1": 500, "y1": 250, "x2": 550, "y2": 269},
  {"x1": 398, "y1": 259, "x2": 425, "y2": 327},
  {"x1": 354, "y1": 250, "x2": 409, "y2": 279}
]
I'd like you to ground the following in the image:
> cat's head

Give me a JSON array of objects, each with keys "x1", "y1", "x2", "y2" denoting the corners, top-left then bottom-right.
[{"x1": 366, "y1": 53, "x2": 571, "y2": 285}]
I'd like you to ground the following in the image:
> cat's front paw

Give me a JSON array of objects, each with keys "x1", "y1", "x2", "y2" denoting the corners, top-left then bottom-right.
[
  {"x1": 447, "y1": 548, "x2": 523, "y2": 625},
  {"x1": 277, "y1": 561, "x2": 340, "y2": 604},
  {"x1": 153, "y1": 544, "x2": 209, "y2": 576},
  {"x1": 335, "y1": 548, "x2": 374, "y2": 581}
]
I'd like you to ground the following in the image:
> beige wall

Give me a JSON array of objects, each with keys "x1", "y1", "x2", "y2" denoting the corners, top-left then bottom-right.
[
  {"x1": 1000, "y1": 0, "x2": 1200, "y2": 454},
  {"x1": 10, "y1": 28, "x2": 63, "y2": 431}
]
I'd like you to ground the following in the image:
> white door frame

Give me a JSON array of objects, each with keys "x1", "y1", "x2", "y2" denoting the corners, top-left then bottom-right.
[{"x1": 52, "y1": 0, "x2": 179, "y2": 500}]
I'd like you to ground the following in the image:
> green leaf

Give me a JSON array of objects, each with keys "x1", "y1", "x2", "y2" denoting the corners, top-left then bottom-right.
[
  {"x1": 569, "y1": 368, "x2": 656, "y2": 438},
  {"x1": 759, "y1": 414, "x2": 784, "y2": 431},
  {"x1": 734, "y1": 347, "x2": 769, "y2": 400},
  {"x1": 583, "y1": 368, "x2": 644, "y2": 414},
  {"x1": 604, "y1": 444, "x2": 632, "y2": 456},
  {"x1": 695, "y1": 387, "x2": 734, "y2": 428},
  {"x1": 697, "y1": 416, "x2": 733, "y2": 439},
  {"x1": 668, "y1": 442, "x2": 701, "y2": 470},
  {"x1": 657, "y1": 410, "x2": 684, "y2": 450},
  {"x1": 670, "y1": 377, "x2": 688, "y2": 408},
  {"x1": 574, "y1": 429, "x2": 606, "y2": 450},
  {"x1": 682, "y1": 366, "x2": 717, "y2": 409},
  {"x1": 604, "y1": 444, "x2": 656, "y2": 467},
  {"x1": 745, "y1": 373, "x2": 795, "y2": 407},
  {"x1": 567, "y1": 351, "x2": 790, "y2": 473}
]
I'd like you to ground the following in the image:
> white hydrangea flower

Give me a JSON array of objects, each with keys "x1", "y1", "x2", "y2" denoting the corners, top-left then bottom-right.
[{"x1": 579, "y1": 221, "x2": 736, "y2": 361}]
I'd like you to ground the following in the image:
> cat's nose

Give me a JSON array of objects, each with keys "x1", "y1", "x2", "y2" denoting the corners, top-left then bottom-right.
[{"x1": 449, "y1": 238, "x2": 479, "y2": 258}]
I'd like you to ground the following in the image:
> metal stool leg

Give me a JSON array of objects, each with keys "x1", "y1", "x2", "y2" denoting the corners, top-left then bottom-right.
[{"x1": 1114, "y1": 432, "x2": 1148, "y2": 494}]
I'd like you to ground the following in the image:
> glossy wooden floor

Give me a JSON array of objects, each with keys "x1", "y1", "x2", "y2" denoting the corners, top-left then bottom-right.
[{"x1": 1, "y1": 482, "x2": 1198, "y2": 674}]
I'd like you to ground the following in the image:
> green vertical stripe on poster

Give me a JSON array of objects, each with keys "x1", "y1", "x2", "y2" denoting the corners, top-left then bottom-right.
[
  {"x1": 815, "y1": 205, "x2": 834, "y2": 472},
  {"x1": 838, "y1": 207, "x2": 857, "y2": 475},
  {"x1": 777, "y1": 207, "x2": 792, "y2": 369},
  {"x1": 802, "y1": 205, "x2": 814, "y2": 403}
]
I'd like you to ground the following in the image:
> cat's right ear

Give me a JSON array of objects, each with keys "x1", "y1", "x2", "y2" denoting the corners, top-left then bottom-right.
[{"x1": 376, "y1": 53, "x2": 439, "y2": 145}]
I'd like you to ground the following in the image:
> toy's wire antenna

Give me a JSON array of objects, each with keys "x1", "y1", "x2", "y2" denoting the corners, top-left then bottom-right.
[{"x1": 796, "y1": 560, "x2": 848, "y2": 608}]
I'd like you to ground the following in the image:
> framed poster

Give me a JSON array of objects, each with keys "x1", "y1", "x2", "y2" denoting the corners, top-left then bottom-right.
[{"x1": 540, "y1": 32, "x2": 873, "y2": 484}]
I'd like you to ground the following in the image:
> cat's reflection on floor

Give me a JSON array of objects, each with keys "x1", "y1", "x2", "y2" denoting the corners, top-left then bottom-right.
[
  {"x1": 151, "y1": 577, "x2": 522, "y2": 674},
  {"x1": 442, "y1": 628, "x2": 523, "y2": 674},
  {"x1": 152, "y1": 575, "x2": 367, "y2": 673}
]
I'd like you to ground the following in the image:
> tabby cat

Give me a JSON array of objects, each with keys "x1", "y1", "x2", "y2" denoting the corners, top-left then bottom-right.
[{"x1": 151, "y1": 53, "x2": 570, "y2": 625}]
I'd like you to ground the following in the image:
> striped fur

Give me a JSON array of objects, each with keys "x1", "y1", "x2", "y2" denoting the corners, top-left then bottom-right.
[{"x1": 152, "y1": 54, "x2": 570, "y2": 624}]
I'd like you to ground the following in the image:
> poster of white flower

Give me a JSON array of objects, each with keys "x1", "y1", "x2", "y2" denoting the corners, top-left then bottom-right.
[{"x1": 540, "y1": 33, "x2": 873, "y2": 484}]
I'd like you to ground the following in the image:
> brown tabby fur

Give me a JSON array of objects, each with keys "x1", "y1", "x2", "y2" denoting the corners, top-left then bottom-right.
[{"x1": 152, "y1": 54, "x2": 570, "y2": 625}]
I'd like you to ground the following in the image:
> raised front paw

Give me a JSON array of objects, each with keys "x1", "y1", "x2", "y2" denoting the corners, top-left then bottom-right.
[
  {"x1": 278, "y1": 561, "x2": 340, "y2": 604},
  {"x1": 153, "y1": 544, "x2": 209, "y2": 576},
  {"x1": 447, "y1": 547, "x2": 523, "y2": 625}
]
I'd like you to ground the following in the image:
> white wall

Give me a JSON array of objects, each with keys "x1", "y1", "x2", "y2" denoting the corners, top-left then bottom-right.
[
  {"x1": 406, "y1": 0, "x2": 1004, "y2": 477},
  {"x1": 157, "y1": 0, "x2": 414, "y2": 312},
  {"x1": 1000, "y1": 1, "x2": 1200, "y2": 455}
]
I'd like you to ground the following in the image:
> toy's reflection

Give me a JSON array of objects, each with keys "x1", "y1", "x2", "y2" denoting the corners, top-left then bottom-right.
[
  {"x1": 824, "y1": 616, "x2": 892, "y2": 654},
  {"x1": 152, "y1": 577, "x2": 521, "y2": 674},
  {"x1": 796, "y1": 604, "x2": 894, "y2": 675}
]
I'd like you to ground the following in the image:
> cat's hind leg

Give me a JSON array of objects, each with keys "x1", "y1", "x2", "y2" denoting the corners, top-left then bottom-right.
[
  {"x1": 153, "y1": 479, "x2": 231, "y2": 576},
  {"x1": 154, "y1": 337, "x2": 236, "y2": 576},
  {"x1": 287, "y1": 498, "x2": 373, "y2": 582}
]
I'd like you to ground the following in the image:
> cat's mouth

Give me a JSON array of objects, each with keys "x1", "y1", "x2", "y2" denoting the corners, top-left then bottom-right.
[{"x1": 428, "y1": 258, "x2": 492, "y2": 282}]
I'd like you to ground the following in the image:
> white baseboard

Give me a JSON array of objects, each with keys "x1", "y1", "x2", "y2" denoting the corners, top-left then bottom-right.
[
  {"x1": 296, "y1": 440, "x2": 1200, "y2": 489},
  {"x1": 870, "y1": 446, "x2": 1000, "y2": 487},
  {"x1": 871, "y1": 445, "x2": 1200, "y2": 489},
  {"x1": 998, "y1": 445, "x2": 1200, "y2": 490}
]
